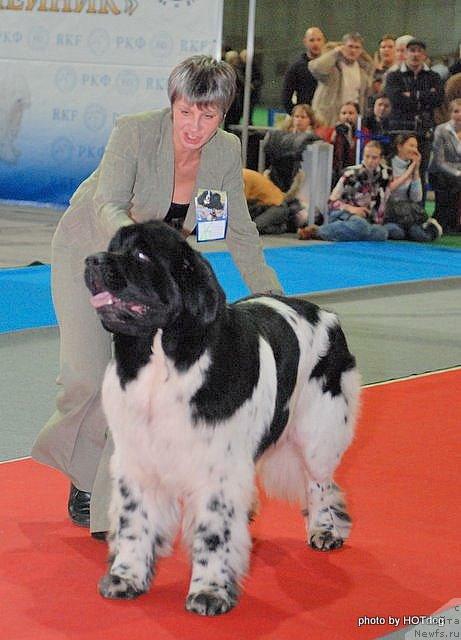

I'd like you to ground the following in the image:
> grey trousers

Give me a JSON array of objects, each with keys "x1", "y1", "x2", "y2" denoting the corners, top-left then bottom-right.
[{"x1": 31, "y1": 237, "x2": 113, "y2": 532}]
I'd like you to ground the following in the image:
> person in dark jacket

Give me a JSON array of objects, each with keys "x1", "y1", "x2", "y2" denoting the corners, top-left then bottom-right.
[
  {"x1": 386, "y1": 39, "x2": 444, "y2": 203},
  {"x1": 386, "y1": 40, "x2": 444, "y2": 133},
  {"x1": 363, "y1": 93, "x2": 392, "y2": 158},
  {"x1": 281, "y1": 27, "x2": 325, "y2": 114}
]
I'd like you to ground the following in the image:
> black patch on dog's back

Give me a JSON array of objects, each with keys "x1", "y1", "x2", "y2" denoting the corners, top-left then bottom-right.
[
  {"x1": 239, "y1": 294, "x2": 322, "y2": 328},
  {"x1": 310, "y1": 324, "x2": 356, "y2": 396},
  {"x1": 191, "y1": 299, "x2": 301, "y2": 459},
  {"x1": 240, "y1": 302, "x2": 300, "y2": 459},
  {"x1": 190, "y1": 308, "x2": 260, "y2": 424}
]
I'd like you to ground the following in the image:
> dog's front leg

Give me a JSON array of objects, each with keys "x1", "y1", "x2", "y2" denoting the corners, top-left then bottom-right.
[
  {"x1": 185, "y1": 486, "x2": 252, "y2": 616},
  {"x1": 99, "y1": 475, "x2": 176, "y2": 600}
]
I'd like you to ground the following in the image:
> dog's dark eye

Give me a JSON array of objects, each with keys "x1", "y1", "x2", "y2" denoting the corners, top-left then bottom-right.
[{"x1": 136, "y1": 251, "x2": 151, "y2": 263}]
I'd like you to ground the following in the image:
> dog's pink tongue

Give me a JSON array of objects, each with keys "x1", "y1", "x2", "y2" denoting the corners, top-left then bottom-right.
[{"x1": 90, "y1": 291, "x2": 114, "y2": 309}]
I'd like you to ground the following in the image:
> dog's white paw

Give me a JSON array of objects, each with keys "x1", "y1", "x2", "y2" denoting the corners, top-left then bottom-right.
[
  {"x1": 309, "y1": 529, "x2": 345, "y2": 551},
  {"x1": 98, "y1": 573, "x2": 145, "y2": 599},
  {"x1": 185, "y1": 589, "x2": 237, "y2": 616}
]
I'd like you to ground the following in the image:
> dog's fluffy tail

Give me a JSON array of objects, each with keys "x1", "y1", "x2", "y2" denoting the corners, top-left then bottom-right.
[{"x1": 257, "y1": 440, "x2": 306, "y2": 503}]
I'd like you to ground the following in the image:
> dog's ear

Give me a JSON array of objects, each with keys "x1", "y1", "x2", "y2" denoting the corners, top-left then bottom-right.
[{"x1": 178, "y1": 246, "x2": 225, "y2": 325}]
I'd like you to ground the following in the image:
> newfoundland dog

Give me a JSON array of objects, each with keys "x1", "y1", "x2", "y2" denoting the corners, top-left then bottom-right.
[{"x1": 84, "y1": 221, "x2": 360, "y2": 616}]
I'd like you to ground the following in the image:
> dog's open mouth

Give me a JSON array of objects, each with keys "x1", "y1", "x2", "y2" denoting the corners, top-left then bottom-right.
[{"x1": 90, "y1": 291, "x2": 148, "y2": 315}]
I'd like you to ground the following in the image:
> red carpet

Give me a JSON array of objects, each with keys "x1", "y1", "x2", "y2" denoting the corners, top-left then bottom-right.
[{"x1": 1, "y1": 370, "x2": 459, "y2": 640}]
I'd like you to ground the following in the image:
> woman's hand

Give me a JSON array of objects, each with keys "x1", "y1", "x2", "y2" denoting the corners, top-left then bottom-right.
[
  {"x1": 403, "y1": 150, "x2": 422, "y2": 181},
  {"x1": 410, "y1": 149, "x2": 422, "y2": 169}
]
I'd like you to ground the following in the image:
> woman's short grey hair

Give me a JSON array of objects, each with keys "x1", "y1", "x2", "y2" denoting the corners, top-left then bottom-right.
[{"x1": 168, "y1": 55, "x2": 236, "y2": 115}]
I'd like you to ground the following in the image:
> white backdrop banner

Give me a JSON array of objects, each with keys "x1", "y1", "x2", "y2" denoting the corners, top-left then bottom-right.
[{"x1": 0, "y1": 0, "x2": 223, "y2": 205}]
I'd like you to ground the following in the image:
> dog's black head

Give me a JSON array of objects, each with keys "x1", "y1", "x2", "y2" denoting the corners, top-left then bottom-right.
[{"x1": 84, "y1": 221, "x2": 225, "y2": 337}]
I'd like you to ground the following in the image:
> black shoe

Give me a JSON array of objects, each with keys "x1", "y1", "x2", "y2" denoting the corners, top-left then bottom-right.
[
  {"x1": 91, "y1": 531, "x2": 107, "y2": 541},
  {"x1": 68, "y1": 483, "x2": 91, "y2": 527}
]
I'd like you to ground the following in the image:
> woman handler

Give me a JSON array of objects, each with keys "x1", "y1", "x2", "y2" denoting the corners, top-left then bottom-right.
[{"x1": 32, "y1": 55, "x2": 282, "y2": 537}]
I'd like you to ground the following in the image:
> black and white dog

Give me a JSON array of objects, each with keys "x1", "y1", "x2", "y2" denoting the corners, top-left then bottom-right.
[
  {"x1": 196, "y1": 189, "x2": 224, "y2": 211},
  {"x1": 84, "y1": 221, "x2": 361, "y2": 616}
]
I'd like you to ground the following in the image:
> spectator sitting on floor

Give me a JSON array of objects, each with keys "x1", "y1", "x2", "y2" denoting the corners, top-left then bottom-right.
[
  {"x1": 243, "y1": 168, "x2": 307, "y2": 234},
  {"x1": 297, "y1": 140, "x2": 422, "y2": 242},
  {"x1": 384, "y1": 133, "x2": 442, "y2": 241},
  {"x1": 428, "y1": 98, "x2": 461, "y2": 232}
]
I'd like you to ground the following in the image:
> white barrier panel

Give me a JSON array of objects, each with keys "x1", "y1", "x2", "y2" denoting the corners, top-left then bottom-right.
[
  {"x1": 0, "y1": 0, "x2": 223, "y2": 205},
  {"x1": 297, "y1": 141, "x2": 333, "y2": 225}
]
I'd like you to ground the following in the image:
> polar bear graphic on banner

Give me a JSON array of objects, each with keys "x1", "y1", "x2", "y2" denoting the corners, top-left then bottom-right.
[{"x1": 0, "y1": 69, "x2": 31, "y2": 165}]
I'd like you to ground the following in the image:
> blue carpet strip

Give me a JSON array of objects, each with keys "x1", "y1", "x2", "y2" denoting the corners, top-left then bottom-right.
[{"x1": 2, "y1": 242, "x2": 460, "y2": 334}]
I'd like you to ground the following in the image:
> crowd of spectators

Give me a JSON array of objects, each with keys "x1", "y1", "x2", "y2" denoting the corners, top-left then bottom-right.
[{"x1": 227, "y1": 28, "x2": 461, "y2": 237}]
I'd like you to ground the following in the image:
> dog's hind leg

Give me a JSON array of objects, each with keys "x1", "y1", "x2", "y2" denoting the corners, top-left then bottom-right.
[
  {"x1": 296, "y1": 364, "x2": 360, "y2": 551},
  {"x1": 303, "y1": 480, "x2": 352, "y2": 551},
  {"x1": 99, "y1": 473, "x2": 178, "y2": 600},
  {"x1": 184, "y1": 478, "x2": 253, "y2": 616}
]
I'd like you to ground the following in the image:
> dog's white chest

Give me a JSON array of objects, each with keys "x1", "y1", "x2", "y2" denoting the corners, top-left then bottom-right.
[{"x1": 101, "y1": 333, "x2": 211, "y2": 487}]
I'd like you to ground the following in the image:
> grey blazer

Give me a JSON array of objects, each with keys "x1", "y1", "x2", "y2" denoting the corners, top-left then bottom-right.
[
  {"x1": 55, "y1": 108, "x2": 281, "y2": 294},
  {"x1": 428, "y1": 121, "x2": 461, "y2": 178}
]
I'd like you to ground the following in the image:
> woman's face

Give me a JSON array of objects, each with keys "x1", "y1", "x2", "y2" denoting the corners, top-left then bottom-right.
[
  {"x1": 339, "y1": 104, "x2": 358, "y2": 125},
  {"x1": 172, "y1": 98, "x2": 222, "y2": 151},
  {"x1": 379, "y1": 39, "x2": 395, "y2": 65},
  {"x1": 395, "y1": 42, "x2": 407, "y2": 62},
  {"x1": 292, "y1": 108, "x2": 312, "y2": 132},
  {"x1": 450, "y1": 103, "x2": 461, "y2": 125},
  {"x1": 363, "y1": 145, "x2": 382, "y2": 170},
  {"x1": 398, "y1": 137, "x2": 419, "y2": 161}
]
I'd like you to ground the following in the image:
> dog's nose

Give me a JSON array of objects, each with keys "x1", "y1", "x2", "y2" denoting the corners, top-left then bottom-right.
[{"x1": 85, "y1": 253, "x2": 106, "y2": 267}]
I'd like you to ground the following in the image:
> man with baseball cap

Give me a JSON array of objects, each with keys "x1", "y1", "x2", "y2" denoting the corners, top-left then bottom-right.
[{"x1": 386, "y1": 39, "x2": 444, "y2": 202}]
